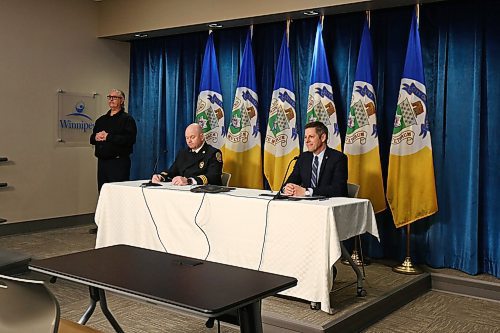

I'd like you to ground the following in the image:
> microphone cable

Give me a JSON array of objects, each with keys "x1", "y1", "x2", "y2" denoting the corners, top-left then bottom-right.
[
  {"x1": 219, "y1": 191, "x2": 275, "y2": 270},
  {"x1": 193, "y1": 192, "x2": 211, "y2": 260},
  {"x1": 257, "y1": 198, "x2": 273, "y2": 271},
  {"x1": 140, "y1": 186, "x2": 168, "y2": 253},
  {"x1": 273, "y1": 155, "x2": 299, "y2": 199},
  {"x1": 223, "y1": 192, "x2": 274, "y2": 200}
]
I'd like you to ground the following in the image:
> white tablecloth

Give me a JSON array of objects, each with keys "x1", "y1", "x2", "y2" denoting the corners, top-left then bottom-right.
[{"x1": 95, "y1": 181, "x2": 379, "y2": 313}]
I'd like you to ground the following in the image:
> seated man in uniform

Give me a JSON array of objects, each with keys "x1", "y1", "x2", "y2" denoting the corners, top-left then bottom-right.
[
  {"x1": 151, "y1": 123, "x2": 223, "y2": 186},
  {"x1": 284, "y1": 121, "x2": 347, "y2": 197}
]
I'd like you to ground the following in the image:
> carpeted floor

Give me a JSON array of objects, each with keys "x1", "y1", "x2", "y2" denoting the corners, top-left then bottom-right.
[
  {"x1": 1, "y1": 225, "x2": 499, "y2": 332},
  {"x1": 364, "y1": 290, "x2": 500, "y2": 333}
]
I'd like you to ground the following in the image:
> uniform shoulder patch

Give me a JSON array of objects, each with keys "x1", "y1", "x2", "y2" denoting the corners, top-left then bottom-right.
[{"x1": 216, "y1": 151, "x2": 222, "y2": 163}]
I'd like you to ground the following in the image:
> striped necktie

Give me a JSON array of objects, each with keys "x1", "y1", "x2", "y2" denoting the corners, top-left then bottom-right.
[{"x1": 311, "y1": 155, "x2": 319, "y2": 188}]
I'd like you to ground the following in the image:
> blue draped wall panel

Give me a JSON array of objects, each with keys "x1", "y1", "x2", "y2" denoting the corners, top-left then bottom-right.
[
  {"x1": 164, "y1": 33, "x2": 206, "y2": 168},
  {"x1": 128, "y1": 1, "x2": 499, "y2": 277},
  {"x1": 129, "y1": 39, "x2": 166, "y2": 177},
  {"x1": 252, "y1": 22, "x2": 287, "y2": 148},
  {"x1": 481, "y1": 2, "x2": 500, "y2": 276},
  {"x1": 413, "y1": 0, "x2": 500, "y2": 276},
  {"x1": 213, "y1": 27, "x2": 248, "y2": 120}
]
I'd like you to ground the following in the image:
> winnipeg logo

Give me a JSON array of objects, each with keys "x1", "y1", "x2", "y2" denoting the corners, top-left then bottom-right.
[
  {"x1": 66, "y1": 101, "x2": 92, "y2": 120},
  {"x1": 60, "y1": 100, "x2": 94, "y2": 133}
]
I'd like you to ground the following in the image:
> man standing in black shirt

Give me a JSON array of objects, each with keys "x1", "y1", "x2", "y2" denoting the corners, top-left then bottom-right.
[{"x1": 90, "y1": 89, "x2": 137, "y2": 192}]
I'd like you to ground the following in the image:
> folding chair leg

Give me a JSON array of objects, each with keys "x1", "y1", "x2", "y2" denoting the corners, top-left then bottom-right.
[{"x1": 340, "y1": 242, "x2": 367, "y2": 297}]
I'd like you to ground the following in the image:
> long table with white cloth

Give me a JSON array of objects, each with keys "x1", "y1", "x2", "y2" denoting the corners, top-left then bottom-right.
[{"x1": 95, "y1": 181, "x2": 379, "y2": 313}]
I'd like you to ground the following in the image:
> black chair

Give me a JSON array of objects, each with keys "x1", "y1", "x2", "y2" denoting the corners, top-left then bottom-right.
[
  {"x1": 342, "y1": 183, "x2": 370, "y2": 268},
  {"x1": 221, "y1": 172, "x2": 232, "y2": 186}
]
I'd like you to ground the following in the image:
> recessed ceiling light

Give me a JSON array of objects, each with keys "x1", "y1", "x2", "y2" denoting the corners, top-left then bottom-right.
[
  {"x1": 208, "y1": 23, "x2": 223, "y2": 28},
  {"x1": 303, "y1": 10, "x2": 319, "y2": 16},
  {"x1": 134, "y1": 33, "x2": 148, "y2": 38}
]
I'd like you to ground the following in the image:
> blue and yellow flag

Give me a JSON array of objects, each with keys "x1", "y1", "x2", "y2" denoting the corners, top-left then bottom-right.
[
  {"x1": 306, "y1": 21, "x2": 341, "y2": 151},
  {"x1": 387, "y1": 11, "x2": 438, "y2": 227},
  {"x1": 264, "y1": 31, "x2": 300, "y2": 191},
  {"x1": 224, "y1": 30, "x2": 263, "y2": 189},
  {"x1": 196, "y1": 32, "x2": 225, "y2": 150},
  {"x1": 344, "y1": 19, "x2": 386, "y2": 213}
]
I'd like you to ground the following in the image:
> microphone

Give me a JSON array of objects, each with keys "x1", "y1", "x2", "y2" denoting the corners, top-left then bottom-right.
[
  {"x1": 141, "y1": 153, "x2": 163, "y2": 187},
  {"x1": 273, "y1": 155, "x2": 299, "y2": 200}
]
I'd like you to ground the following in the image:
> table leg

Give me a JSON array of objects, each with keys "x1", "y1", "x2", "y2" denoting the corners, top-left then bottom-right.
[
  {"x1": 78, "y1": 286, "x2": 99, "y2": 324},
  {"x1": 98, "y1": 288, "x2": 125, "y2": 333},
  {"x1": 78, "y1": 286, "x2": 125, "y2": 333},
  {"x1": 238, "y1": 301, "x2": 263, "y2": 333}
]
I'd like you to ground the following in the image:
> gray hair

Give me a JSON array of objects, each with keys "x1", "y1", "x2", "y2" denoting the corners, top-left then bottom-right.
[{"x1": 110, "y1": 89, "x2": 125, "y2": 100}]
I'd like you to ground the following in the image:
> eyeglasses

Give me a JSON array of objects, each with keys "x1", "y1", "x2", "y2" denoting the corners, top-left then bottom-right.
[{"x1": 107, "y1": 95, "x2": 122, "y2": 101}]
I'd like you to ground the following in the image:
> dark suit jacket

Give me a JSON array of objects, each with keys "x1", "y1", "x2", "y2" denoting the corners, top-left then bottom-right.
[
  {"x1": 160, "y1": 142, "x2": 223, "y2": 185},
  {"x1": 285, "y1": 147, "x2": 348, "y2": 197}
]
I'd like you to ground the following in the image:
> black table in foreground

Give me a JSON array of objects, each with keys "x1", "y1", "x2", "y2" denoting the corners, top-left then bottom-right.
[{"x1": 29, "y1": 245, "x2": 297, "y2": 333}]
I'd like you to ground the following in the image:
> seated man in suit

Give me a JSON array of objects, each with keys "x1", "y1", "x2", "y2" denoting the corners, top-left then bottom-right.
[
  {"x1": 284, "y1": 121, "x2": 347, "y2": 198},
  {"x1": 151, "y1": 123, "x2": 223, "y2": 186},
  {"x1": 285, "y1": 121, "x2": 348, "y2": 310}
]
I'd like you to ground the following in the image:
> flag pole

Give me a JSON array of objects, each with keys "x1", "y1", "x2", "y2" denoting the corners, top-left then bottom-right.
[
  {"x1": 342, "y1": 10, "x2": 373, "y2": 269},
  {"x1": 286, "y1": 19, "x2": 290, "y2": 46},
  {"x1": 392, "y1": 3, "x2": 424, "y2": 276},
  {"x1": 393, "y1": 223, "x2": 422, "y2": 274}
]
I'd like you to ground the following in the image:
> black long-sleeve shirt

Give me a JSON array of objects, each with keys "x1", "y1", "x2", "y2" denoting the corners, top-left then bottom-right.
[{"x1": 90, "y1": 109, "x2": 137, "y2": 159}]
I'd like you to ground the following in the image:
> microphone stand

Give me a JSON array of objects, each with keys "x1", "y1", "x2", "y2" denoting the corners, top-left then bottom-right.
[
  {"x1": 273, "y1": 156, "x2": 299, "y2": 200},
  {"x1": 142, "y1": 153, "x2": 162, "y2": 187}
]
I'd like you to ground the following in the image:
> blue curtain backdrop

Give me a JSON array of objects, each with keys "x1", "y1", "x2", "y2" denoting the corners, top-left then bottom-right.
[{"x1": 128, "y1": 0, "x2": 499, "y2": 277}]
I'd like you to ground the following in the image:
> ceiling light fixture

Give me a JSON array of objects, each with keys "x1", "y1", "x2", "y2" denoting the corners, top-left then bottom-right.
[
  {"x1": 303, "y1": 10, "x2": 319, "y2": 16},
  {"x1": 208, "y1": 23, "x2": 223, "y2": 28},
  {"x1": 134, "y1": 33, "x2": 148, "y2": 38}
]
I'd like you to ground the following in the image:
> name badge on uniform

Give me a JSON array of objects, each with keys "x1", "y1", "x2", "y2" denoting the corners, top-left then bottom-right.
[{"x1": 199, "y1": 161, "x2": 205, "y2": 169}]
